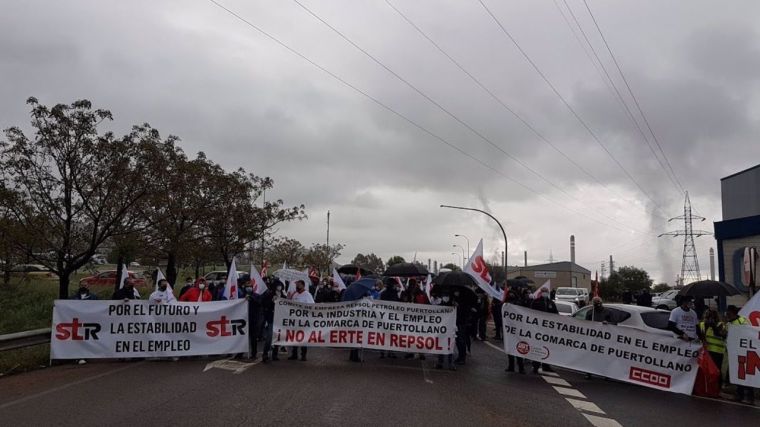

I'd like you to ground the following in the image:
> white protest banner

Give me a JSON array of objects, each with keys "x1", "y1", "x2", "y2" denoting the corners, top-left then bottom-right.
[
  {"x1": 51, "y1": 300, "x2": 249, "y2": 359},
  {"x1": 502, "y1": 303, "x2": 701, "y2": 395},
  {"x1": 273, "y1": 298, "x2": 456, "y2": 354},
  {"x1": 727, "y1": 324, "x2": 760, "y2": 388}
]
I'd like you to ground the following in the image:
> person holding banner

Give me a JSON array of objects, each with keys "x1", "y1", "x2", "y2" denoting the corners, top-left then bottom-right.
[
  {"x1": 697, "y1": 308, "x2": 727, "y2": 387},
  {"x1": 112, "y1": 278, "x2": 140, "y2": 301},
  {"x1": 668, "y1": 296, "x2": 699, "y2": 341},
  {"x1": 148, "y1": 279, "x2": 176, "y2": 304},
  {"x1": 434, "y1": 295, "x2": 457, "y2": 371},
  {"x1": 505, "y1": 287, "x2": 527, "y2": 374},
  {"x1": 262, "y1": 279, "x2": 286, "y2": 363},
  {"x1": 71, "y1": 283, "x2": 98, "y2": 300},
  {"x1": 726, "y1": 305, "x2": 755, "y2": 405},
  {"x1": 528, "y1": 289, "x2": 557, "y2": 374},
  {"x1": 179, "y1": 278, "x2": 212, "y2": 302},
  {"x1": 288, "y1": 280, "x2": 313, "y2": 361}
]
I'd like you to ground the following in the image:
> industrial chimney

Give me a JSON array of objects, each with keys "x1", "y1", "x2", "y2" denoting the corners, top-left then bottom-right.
[
  {"x1": 524, "y1": 250, "x2": 528, "y2": 267},
  {"x1": 709, "y1": 248, "x2": 715, "y2": 280},
  {"x1": 570, "y1": 235, "x2": 576, "y2": 264}
]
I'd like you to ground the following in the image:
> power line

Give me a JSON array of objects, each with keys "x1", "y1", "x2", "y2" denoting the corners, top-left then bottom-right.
[
  {"x1": 384, "y1": 0, "x2": 670, "y2": 224},
  {"x1": 290, "y1": 0, "x2": 660, "y2": 231},
  {"x1": 560, "y1": 0, "x2": 682, "y2": 197},
  {"x1": 476, "y1": 0, "x2": 671, "y2": 219},
  {"x1": 204, "y1": 0, "x2": 653, "y2": 236},
  {"x1": 582, "y1": 0, "x2": 685, "y2": 194}
]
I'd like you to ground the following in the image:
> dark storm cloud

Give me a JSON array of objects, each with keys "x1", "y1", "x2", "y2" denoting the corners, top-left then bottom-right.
[{"x1": 2, "y1": 0, "x2": 758, "y2": 282}]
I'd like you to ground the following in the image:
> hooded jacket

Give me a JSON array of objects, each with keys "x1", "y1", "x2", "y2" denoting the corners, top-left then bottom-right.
[{"x1": 179, "y1": 279, "x2": 212, "y2": 302}]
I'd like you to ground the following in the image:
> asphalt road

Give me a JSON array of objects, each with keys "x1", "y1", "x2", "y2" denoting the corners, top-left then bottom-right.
[{"x1": 0, "y1": 340, "x2": 757, "y2": 426}]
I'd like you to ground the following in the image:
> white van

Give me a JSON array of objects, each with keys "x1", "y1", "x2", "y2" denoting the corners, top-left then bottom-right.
[{"x1": 555, "y1": 287, "x2": 589, "y2": 307}]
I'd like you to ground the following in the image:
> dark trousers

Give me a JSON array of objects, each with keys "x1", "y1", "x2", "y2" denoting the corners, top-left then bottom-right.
[
  {"x1": 493, "y1": 311, "x2": 503, "y2": 339},
  {"x1": 478, "y1": 315, "x2": 487, "y2": 340},
  {"x1": 736, "y1": 385, "x2": 755, "y2": 402},
  {"x1": 263, "y1": 321, "x2": 275, "y2": 359},
  {"x1": 438, "y1": 353, "x2": 453, "y2": 367},
  {"x1": 291, "y1": 346, "x2": 307, "y2": 358},
  {"x1": 349, "y1": 349, "x2": 360, "y2": 361},
  {"x1": 507, "y1": 355, "x2": 524, "y2": 371},
  {"x1": 707, "y1": 351, "x2": 724, "y2": 386},
  {"x1": 532, "y1": 361, "x2": 552, "y2": 372},
  {"x1": 454, "y1": 328, "x2": 467, "y2": 362}
]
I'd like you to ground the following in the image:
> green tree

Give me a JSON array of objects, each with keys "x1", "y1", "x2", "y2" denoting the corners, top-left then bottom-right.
[
  {"x1": 1, "y1": 98, "x2": 159, "y2": 298},
  {"x1": 386, "y1": 255, "x2": 406, "y2": 269},
  {"x1": 304, "y1": 243, "x2": 344, "y2": 274},
  {"x1": 351, "y1": 253, "x2": 385, "y2": 274},
  {"x1": 652, "y1": 283, "x2": 671, "y2": 293},
  {"x1": 265, "y1": 236, "x2": 306, "y2": 267},
  {"x1": 607, "y1": 265, "x2": 653, "y2": 294}
]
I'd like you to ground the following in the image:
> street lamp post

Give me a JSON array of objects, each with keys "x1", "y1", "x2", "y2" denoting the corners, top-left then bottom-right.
[
  {"x1": 453, "y1": 244, "x2": 466, "y2": 269},
  {"x1": 441, "y1": 204, "x2": 508, "y2": 282},
  {"x1": 454, "y1": 234, "x2": 470, "y2": 260}
]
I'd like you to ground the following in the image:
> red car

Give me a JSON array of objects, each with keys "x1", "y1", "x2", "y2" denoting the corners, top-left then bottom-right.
[{"x1": 79, "y1": 270, "x2": 146, "y2": 287}]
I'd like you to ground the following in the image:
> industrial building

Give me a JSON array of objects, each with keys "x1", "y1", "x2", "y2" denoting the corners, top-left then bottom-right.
[
  {"x1": 714, "y1": 163, "x2": 760, "y2": 295},
  {"x1": 507, "y1": 235, "x2": 592, "y2": 290}
]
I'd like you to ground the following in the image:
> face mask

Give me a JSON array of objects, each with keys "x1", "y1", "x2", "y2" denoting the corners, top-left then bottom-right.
[
  {"x1": 159, "y1": 285, "x2": 167, "y2": 291},
  {"x1": 332, "y1": 287, "x2": 339, "y2": 292},
  {"x1": 245, "y1": 287, "x2": 253, "y2": 294},
  {"x1": 442, "y1": 296, "x2": 450, "y2": 302},
  {"x1": 78, "y1": 287, "x2": 88, "y2": 294},
  {"x1": 276, "y1": 286, "x2": 283, "y2": 292},
  {"x1": 199, "y1": 284, "x2": 206, "y2": 290}
]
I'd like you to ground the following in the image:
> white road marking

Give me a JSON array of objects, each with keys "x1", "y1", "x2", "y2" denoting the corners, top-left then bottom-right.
[
  {"x1": 565, "y1": 398, "x2": 605, "y2": 414},
  {"x1": 420, "y1": 360, "x2": 434, "y2": 384},
  {"x1": 541, "y1": 371, "x2": 560, "y2": 377},
  {"x1": 552, "y1": 386, "x2": 587, "y2": 399},
  {"x1": 484, "y1": 341, "x2": 504, "y2": 353},
  {"x1": 541, "y1": 376, "x2": 572, "y2": 387},
  {"x1": 203, "y1": 358, "x2": 259, "y2": 374},
  {"x1": 582, "y1": 413, "x2": 623, "y2": 427},
  {"x1": 0, "y1": 362, "x2": 145, "y2": 410}
]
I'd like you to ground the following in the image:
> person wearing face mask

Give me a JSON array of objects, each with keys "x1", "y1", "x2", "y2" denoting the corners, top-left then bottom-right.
[
  {"x1": 528, "y1": 288, "x2": 558, "y2": 374},
  {"x1": 586, "y1": 297, "x2": 613, "y2": 324},
  {"x1": 505, "y1": 286, "x2": 527, "y2": 374},
  {"x1": 262, "y1": 279, "x2": 286, "y2": 363},
  {"x1": 668, "y1": 296, "x2": 698, "y2": 341},
  {"x1": 71, "y1": 283, "x2": 98, "y2": 300},
  {"x1": 179, "y1": 277, "x2": 194, "y2": 298},
  {"x1": 235, "y1": 278, "x2": 262, "y2": 360},
  {"x1": 288, "y1": 280, "x2": 313, "y2": 361},
  {"x1": 149, "y1": 279, "x2": 176, "y2": 304},
  {"x1": 452, "y1": 290, "x2": 472, "y2": 365},
  {"x1": 434, "y1": 293, "x2": 457, "y2": 370},
  {"x1": 112, "y1": 278, "x2": 140, "y2": 301},
  {"x1": 179, "y1": 278, "x2": 212, "y2": 302}
]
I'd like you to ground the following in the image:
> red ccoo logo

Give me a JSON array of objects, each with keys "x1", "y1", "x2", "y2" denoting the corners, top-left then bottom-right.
[
  {"x1": 629, "y1": 367, "x2": 671, "y2": 388},
  {"x1": 516, "y1": 341, "x2": 530, "y2": 355}
]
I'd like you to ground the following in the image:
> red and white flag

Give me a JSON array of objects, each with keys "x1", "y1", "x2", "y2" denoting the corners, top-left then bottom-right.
[
  {"x1": 355, "y1": 269, "x2": 361, "y2": 282},
  {"x1": 223, "y1": 258, "x2": 239, "y2": 300},
  {"x1": 531, "y1": 280, "x2": 552, "y2": 300},
  {"x1": 261, "y1": 260, "x2": 270, "y2": 277},
  {"x1": 250, "y1": 264, "x2": 267, "y2": 295},
  {"x1": 332, "y1": 268, "x2": 347, "y2": 291},
  {"x1": 464, "y1": 239, "x2": 502, "y2": 300}
]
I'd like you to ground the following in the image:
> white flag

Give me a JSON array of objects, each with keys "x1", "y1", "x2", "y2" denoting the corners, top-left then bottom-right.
[
  {"x1": 424, "y1": 274, "x2": 433, "y2": 301},
  {"x1": 250, "y1": 264, "x2": 267, "y2": 295},
  {"x1": 332, "y1": 268, "x2": 347, "y2": 291},
  {"x1": 154, "y1": 267, "x2": 166, "y2": 291},
  {"x1": 464, "y1": 239, "x2": 502, "y2": 300},
  {"x1": 119, "y1": 264, "x2": 129, "y2": 289},
  {"x1": 531, "y1": 280, "x2": 552, "y2": 300},
  {"x1": 223, "y1": 258, "x2": 239, "y2": 300}
]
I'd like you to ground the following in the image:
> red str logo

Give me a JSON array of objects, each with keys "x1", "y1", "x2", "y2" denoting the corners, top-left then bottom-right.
[
  {"x1": 206, "y1": 316, "x2": 247, "y2": 337},
  {"x1": 471, "y1": 256, "x2": 491, "y2": 283},
  {"x1": 55, "y1": 318, "x2": 101, "y2": 340},
  {"x1": 629, "y1": 367, "x2": 671, "y2": 388}
]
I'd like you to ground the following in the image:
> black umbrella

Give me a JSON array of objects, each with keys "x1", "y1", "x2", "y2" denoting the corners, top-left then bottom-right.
[
  {"x1": 432, "y1": 271, "x2": 477, "y2": 287},
  {"x1": 383, "y1": 262, "x2": 429, "y2": 277},
  {"x1": 337, "y1": 264, "x2": 374, "y2": 276},
  {"x1": 678, "y1": 280, "x2": 740, "y2": 297},
  {"x1": 430, "y1": 283, "x2": 477, "y2": 306},
  {"x1": 506, "y1": 278, "x2": 532, "y2": 289}
]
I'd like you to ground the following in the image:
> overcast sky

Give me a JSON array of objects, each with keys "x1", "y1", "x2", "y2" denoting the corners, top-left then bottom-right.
[{"x1": 3, "y1": 0, "x2": 760, "y2": 283}]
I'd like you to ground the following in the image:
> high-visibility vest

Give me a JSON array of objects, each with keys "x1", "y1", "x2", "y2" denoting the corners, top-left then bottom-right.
[
  {"x1": 698, "y1": 321, "x2": 726, "y2": 354},
  {"x1": 730, "y1": 316, "x2": 748, "y2": 326}
]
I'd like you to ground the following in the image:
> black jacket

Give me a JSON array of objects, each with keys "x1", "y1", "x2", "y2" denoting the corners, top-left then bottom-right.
[
  {"x1": 112, "y1": 287, "x2": 139, "y2": 300},
  {"x1": 529, "y1": 297, "x2": 558, "y2": 314}
]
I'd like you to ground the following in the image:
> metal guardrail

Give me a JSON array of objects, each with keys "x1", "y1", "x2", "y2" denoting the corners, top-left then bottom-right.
[{"x1": 0, "y1": 328, "x2": 51, "y2": 352}]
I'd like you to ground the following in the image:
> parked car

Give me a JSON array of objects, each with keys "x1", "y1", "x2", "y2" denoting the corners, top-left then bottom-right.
[
  {"x1": 555, "y1": 287, "x2": 589, "y2": 307},
  {"x1": 79, "y1": 270, "x2": 146, "y2": 287},
  {"x1": 555, "y1": 300, "x2": 579, "y2": 316},
  {"x1": 10, "y1": 264, "x2": 58, "y2": 280},
  {"x1": 90, "y1": 254, "x2": 108, "y2": 265},
  {"x1": 204, "y1": 270, "x2": 246, "y2": 287},
  {"x1": 572, "y1": 304, "x2": 672, "y2": 336},
  {"x1": 651, "y1": 289, "x2": 679, "y2": 310}
]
